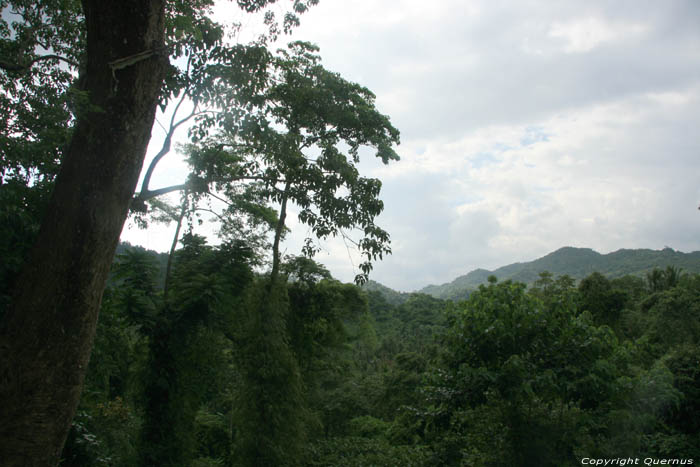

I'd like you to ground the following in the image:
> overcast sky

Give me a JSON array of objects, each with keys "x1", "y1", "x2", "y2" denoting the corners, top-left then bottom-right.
[{"x1": 122, "y1": 0, "x2": 700, "y2": 292}]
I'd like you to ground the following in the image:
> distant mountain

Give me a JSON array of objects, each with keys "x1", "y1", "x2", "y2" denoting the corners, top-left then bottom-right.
[
  {"x1": 361, "y1": 280, "x2": 412, "y2": 306},
  {"x1": 418, "y1": 247, "x2": 700, "y2": 301}
]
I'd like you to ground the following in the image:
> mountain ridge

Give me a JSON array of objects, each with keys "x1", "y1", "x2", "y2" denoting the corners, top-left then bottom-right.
[{"x1": 404, "y1": 246, "x2": 700, "y2": 301}]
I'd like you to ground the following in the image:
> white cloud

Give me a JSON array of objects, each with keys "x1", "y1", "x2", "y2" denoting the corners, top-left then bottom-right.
[
  {"x1": 359, "y1": 83, "x2": 700, "y2": 290},
  {"x1": 548, "y1": 16, "x2": 648, "y2": 53}
]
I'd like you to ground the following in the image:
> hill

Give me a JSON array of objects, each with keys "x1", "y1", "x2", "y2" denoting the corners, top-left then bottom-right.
[
  {"x1": 361, "y1": 279, "x2": 412, "y2": 305},
  {"x1": 417, "y1": 247, "x2": 700, "y2": 301}
]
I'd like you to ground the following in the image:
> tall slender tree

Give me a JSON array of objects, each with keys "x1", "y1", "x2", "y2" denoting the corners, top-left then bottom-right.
[{"x1": 186, "y1": 41, "x2": 400, "y2": 285}]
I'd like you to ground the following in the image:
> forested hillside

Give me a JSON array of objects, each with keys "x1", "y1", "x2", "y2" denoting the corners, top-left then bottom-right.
[
  {"x1": 362, "y1": 280, "x2": 412, "y2": 306},
  {"x1": 57, "y1": 245, "x2": 700, "y2": 465},
  {"x1": 420, "y1": 246, "x2": 700, "y2": 301}
]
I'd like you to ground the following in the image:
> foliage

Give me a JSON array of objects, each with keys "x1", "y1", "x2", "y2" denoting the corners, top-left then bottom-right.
[
  {"x1": 0, "y1": 0, "x2": 83, "y2": 184},
  {"x1": 306, "y1": 436, "x2": 430, "y2": 467},
  {"x1": 0, "y1": 1, "x2": 86, "y2": 315},
  {"x1": 185, "y1": 41, "x2": 400, "y2": 283},
  {"x1": 424, "y1": 280, "x2": 624, "y2": 465},
  {"x1": 233, "y1": 279, "x2": 307, "y2": 466},
  {"x1": 57, "y1": 241, "x2": 700, "y2": 465}
]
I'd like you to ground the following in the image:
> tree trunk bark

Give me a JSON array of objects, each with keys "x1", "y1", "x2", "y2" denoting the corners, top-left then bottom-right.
[
  {"x1": 270, "y1": 180, "x2": 292, "y2": 286},
  {"x1": 0, "y1": 1, "x2": 166, "y2": 465}
]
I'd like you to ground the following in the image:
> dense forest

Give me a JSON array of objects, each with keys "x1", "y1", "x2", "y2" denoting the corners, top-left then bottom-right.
[
  {"x1": 1, "y1": 1, "x2": 699, "y2": 466},
  {"x1": 64, "y1": 245, "x2": 700, "y2": 465}
]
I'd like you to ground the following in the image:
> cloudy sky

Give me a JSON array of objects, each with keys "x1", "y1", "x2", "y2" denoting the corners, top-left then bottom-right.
[{"x1": 122, "y1": 0, "x2": 700, "y2": 292}]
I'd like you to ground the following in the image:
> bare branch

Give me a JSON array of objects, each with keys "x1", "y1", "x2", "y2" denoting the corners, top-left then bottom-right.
[
  {"x1": 135, "y1": 183, "x2": 188, "y2": 202},
  {"x1": 339, "y1": 228, "x2": 360, "y2": 248},
  {"x1": 138, "y1": 89, "x2": 196, "y2": 197},
  {"x1": 154, "y1": 117, "x2": 168, "y2": 134},
  {"x1": 204, "y1": 191, "x2": 234, "y2": 207}
]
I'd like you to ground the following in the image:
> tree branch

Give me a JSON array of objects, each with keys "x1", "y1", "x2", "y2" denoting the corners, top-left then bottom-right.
[
  {"x1": 0, "y1": 54, "x2": 79, "y2": 73},
  {"x1": 138, "y1": 91, "x2": 195, "y2": 197},
  {"x1": 193, "y1": 207, "x2": 226, "y2": 222},
  {"x1": 135, "y1": 183, "x2": 189, "y2": 203},
  {"x1": 204, "y1": 191, "x2": 234, "y2": 207}
]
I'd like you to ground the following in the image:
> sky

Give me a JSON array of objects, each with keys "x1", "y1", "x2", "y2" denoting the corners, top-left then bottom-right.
[{"x1": 121, "y1": 0, "x2": 700, "y2": 292}]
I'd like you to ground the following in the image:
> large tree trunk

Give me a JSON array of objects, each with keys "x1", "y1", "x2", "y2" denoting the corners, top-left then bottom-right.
[{"x1": 0, "y1": 1, "x2": 166, "y2": 465}]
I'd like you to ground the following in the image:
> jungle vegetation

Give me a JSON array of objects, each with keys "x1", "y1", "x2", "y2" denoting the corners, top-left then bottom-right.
[{"x1": 1, "y1": 1, "x2": 698, "y2": 465}]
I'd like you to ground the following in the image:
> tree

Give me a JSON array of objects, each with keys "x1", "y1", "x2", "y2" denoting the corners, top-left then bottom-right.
[
  {"x1": 0, "y1": 1, "x2": 316, "y2": 464},
  {"x1": 425, "y1": 280, "x2": 623, "y2": 466},
  {"x1": 178, "y1": 42, "x2": 400, "y2": 464},
  {"x1": 578, "y1": 272, "x2": 627, "y2": 328},
  {"x1": 0, "y1": 3, "x2": 167, "y2": 464},
  {"x1": 0, "y1": 0, "x2": 84, "y2": 312},
  {"x1": 185, "y1": 41, "x2": 400, "y2": 285},
  {"x1": 60, "y1": 248, "x2": 159, "y2": 466},
  {"x1": 646, "y1": 266, "x2": 684, "y2": 293},
  {"x1": 284, "y1": 259, "x2": 369, "y2": 432},
  {"x1": 233, "y1": 277, "x2": 308, "y2": 466},
  {"x1": 138, "y1": 234, "x2": 255, "y2": 466}
]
